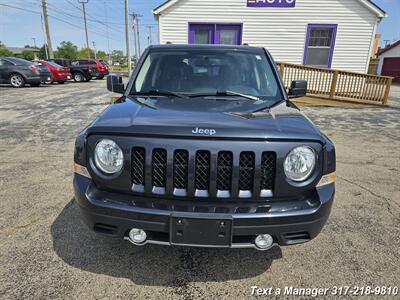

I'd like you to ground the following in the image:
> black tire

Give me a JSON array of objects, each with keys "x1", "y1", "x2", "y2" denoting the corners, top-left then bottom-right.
[
  {"x1": 58, "y1": 81, "x2": 65, "y2": 84},
  {"x1": 73, "y1": 72, "x2": 85, "y2": 82},
  {"x1": 30, "y1": 82, "x2": 41, "y2": 87},
  {"x1": 96, "y1": 75, "x2": 104, "y2": 80},
  {"x1": 9, "y1": 73, "x2": 25, "y2": 88},
  {"x1": 84, "y1": 76, "x2": 91, "y2": 82}
]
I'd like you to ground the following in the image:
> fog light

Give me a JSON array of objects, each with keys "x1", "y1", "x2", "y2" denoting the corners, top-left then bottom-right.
[
  {"x1": 255, "y1": 234, "x2": 274, "y2": 250},
  {"x1": 129, "y1": 228, "x2": 147, "y2": 244}
]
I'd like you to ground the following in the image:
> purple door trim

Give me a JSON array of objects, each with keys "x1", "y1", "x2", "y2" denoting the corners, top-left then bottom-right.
[
  {"x1": 188, "y1": 23, "x2": 243, "y2": 45},
  {"x1": 303, "y1": 24, "x2": 337, "y2": 68}
]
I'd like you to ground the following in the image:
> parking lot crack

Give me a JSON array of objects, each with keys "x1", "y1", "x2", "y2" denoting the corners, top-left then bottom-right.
[{"x1": 338, "y1": 175, "x2": 400, "y2": 220}]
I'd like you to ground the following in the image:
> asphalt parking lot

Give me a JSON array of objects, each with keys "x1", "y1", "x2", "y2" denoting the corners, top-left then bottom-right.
[{"x1": 0, "y1": 81, "x2": 399, "y2": 299}]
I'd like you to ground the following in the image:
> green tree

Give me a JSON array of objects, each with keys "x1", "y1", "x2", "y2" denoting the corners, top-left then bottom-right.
[
  {"x1": 77, "y1": 47, "x2": 95, "y2": 59},
  {"x1": 20, "y1": 50, "x2": 35, "y2": 61},
  {"x1": 110, "y1": 50, "x2": 124, "y2": 63},
  {"x1": 0, "y1": 41, "x2": 6, "y2": 48},
  {"x1": 55, "y1": 41, "x2": 78, "y2": 59},
  {"x1": 96, "y1": 50, "x2": 108, "y2": 60},
  {"x1": 37, "y1": 45, "x2": 48, "y2": 60},
  {"x1": 17, "y1": 50, "x2": 35, "y2": 60},
  {"x1": 0, "y1": 47, "x2": 13, "y2": 56}
]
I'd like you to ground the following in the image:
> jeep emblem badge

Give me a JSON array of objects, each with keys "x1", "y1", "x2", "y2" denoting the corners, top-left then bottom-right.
[{"x1": 192, "y1": 127, "x2": 216, "y2": 136}]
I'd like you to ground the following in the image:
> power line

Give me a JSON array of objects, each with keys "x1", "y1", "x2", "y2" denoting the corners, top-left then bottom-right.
[
  {"x1": 63, "y1": 0, "x2": 124, "y2": 32},
  {"x1": 0, "y1": 3, "x2": 40, "y2": 15}
]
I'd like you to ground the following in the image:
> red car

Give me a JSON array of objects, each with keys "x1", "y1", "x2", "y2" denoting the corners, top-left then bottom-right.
[
  {"x1": 33, "y1": 60, "x2": 71, "y2": 84},
  {"x1": 96, "y1": 60, "x2": 109, "y2": 79}
]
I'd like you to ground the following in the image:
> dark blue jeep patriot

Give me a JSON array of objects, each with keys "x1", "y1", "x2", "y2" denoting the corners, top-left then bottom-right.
[{"x1": 73, "y1": 45, "x2": 336, "y2": 251}]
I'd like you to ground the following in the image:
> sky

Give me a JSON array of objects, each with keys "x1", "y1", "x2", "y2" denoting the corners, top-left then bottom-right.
[{"x1": 0, "y1": 0, "x2": 399, "y2": 55}]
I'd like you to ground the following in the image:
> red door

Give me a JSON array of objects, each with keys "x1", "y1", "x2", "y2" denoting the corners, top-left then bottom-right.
[{"x1": 381, "y1": 57, "x2": 400, "y2": 83}]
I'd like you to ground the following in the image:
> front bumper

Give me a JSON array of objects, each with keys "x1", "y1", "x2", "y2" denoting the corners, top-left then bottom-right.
[{"x1": 74, "y1": 174, "x2": 334, "y2": 249}]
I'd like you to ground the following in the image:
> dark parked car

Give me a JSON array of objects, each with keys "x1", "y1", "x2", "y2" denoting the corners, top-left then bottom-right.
[
  {"x1": 0, "y1": 57, "x2": 50, "y2": 87},
  {"x1": 70, "y1": 59, "x2": 109, "y2": 79},
  {"x1": 73, "y1": 45, "x2": 336, "y2": 251},
  {"x1": 49, "y1": 58, "x2": 97, "y2": 82}
]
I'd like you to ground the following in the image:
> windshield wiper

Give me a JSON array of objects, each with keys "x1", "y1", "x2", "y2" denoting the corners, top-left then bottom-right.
[
  {"x1": 131, "y1": 89, "x2": 188, "y2": 99},
  {"x1": 187, "y1": 90, "x2": 260, "y2": 101},
  {"x1": 188, "y1": 91, "x2": 260, "y2": 101}
]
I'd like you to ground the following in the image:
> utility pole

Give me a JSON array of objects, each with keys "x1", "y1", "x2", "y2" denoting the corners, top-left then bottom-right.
[
  {"x1": 40, "y1": 14, "x2": 49, "y2": 59},
  {"x1": 131, "y1": 13, "x2": 142, "y2": 61},
  {"x1": 147, "y1": 26, "x2": 154, "y2": 46},
  {"x1": 79, "y1": 0, "x2": 90, "y2": 59},
  {"x1": 92, "y1": 41, "x2": 97, "y2": 59},
  {"x1": 32, "y1": 38, "x2": 37, "y2": 48},
  {"x1": 125, "y1": 0, "x2": 131, "y2": 74},
  {"x1": 41, "y1": 0, "x2": 54, "y2": 59}
]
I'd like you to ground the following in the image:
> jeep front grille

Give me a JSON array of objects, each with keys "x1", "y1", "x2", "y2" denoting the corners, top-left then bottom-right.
[{"x1": 131, "y1": 147, "x2": 275, "y2": 199}]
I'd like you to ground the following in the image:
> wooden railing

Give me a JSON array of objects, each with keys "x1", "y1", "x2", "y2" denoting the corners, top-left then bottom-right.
[{"x1": 278, "y1": 62, "x2": 392, "y2": 105}]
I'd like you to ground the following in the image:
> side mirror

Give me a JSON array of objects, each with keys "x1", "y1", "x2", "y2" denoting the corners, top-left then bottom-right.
[
  {"x1": 107, "y1": 75, "x2": 125, "y2": 94},
  {"x1": 288, "y1": 80, "x2": 307, "y2": 98}
]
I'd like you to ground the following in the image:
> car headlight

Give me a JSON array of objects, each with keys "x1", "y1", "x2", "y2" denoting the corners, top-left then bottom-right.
[
  {"x1": 94, "y1": 139, "x2": 124, "y2": 174},
  {"x1": 284, "y1": 146, "x2": 316, "y2": 182}
]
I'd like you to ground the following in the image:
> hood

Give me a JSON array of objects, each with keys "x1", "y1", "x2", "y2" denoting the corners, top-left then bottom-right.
[{"x1": 87, "y1": 97, "x2": 323, "y2": 142}]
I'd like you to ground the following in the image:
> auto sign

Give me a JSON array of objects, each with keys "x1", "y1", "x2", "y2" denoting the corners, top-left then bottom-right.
[{"x1": 247, "y1": 0, "x2": 296, "y2": 7}]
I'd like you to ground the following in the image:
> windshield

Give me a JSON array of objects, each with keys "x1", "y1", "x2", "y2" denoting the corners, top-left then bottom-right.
[{"x1": 130, "y1": 49, "x2": 283, "y2": 111}]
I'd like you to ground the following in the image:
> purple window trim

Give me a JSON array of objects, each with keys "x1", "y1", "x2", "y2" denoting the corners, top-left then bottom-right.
[
  {"x1": 247, "y1": 0, "x2": 296, "y2": 8},
  {"x1": 302, "y1": 24, "x2": 337, "y2": 69},
  {"x1": 188, "y1": 23, "x2": 243, "y2": 45}
]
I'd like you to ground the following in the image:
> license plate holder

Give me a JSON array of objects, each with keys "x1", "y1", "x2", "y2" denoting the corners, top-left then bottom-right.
[{"x1": 170, "y1": 215, "x2": 232, "y2": 247}]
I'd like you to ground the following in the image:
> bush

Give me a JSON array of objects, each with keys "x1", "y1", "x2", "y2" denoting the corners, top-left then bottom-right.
[
  {"x1": 20, "y1": 50, "x2": 35, "y2": 61},
  {"x1": 0, "y1": 47, "x2": 13, "y2": 57}
]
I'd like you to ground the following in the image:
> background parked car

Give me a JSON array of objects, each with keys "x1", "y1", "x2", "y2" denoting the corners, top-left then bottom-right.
[
  {"x1": 49, "y1": 58, "x2": 97, "y2": 82},
  {"x1": 70, "y1": 59, "x2": 109, "y2": 80},
  {"x1": 95, "y1": 59, "x2": 109, "y2": 79},
  {"x1": 33, "y1": 60, "x2": 71, "y2": 84},
  {"x1": 0, "y1": 57, "x2": 49, "y2": 88}
]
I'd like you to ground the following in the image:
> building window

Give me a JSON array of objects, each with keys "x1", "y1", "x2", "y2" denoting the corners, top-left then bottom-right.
[
  {"x1": 303, "y1": 24, "x2": 337, "y2": 68},
  {"x1": 189, "y1": 24, "x2": 242, "y2": 45}
]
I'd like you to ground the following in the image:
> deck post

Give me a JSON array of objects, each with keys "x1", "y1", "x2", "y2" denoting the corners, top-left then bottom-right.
[
  {"x1": 383, "y1": 77, "x2": 392, "y2": 105},
  {"x1": 330, "y1": 71, "x2": 339, "y2": 99}
]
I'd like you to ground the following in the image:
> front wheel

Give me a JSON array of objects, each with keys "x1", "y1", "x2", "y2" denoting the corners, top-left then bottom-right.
[
  {"x1": 9, "y1": 74, "x2": 25, "y2": 88},
  {"x1": 58, "y1": 81, "x2": 65, "y2": 84},
  {"x1": 96, "y1": 75, "x2": 104, "y2": 80},
  {"x1": 73, "y1": 72, "x2": 85, "y2": 82}
]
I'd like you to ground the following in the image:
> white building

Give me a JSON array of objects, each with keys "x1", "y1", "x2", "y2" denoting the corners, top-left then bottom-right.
[
  {"x1": 377, "y1": 40, "x2": 400, "y2": 83},
  {"x1": 153, "y1": 0, "x2": 385, "y2": 73}
]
